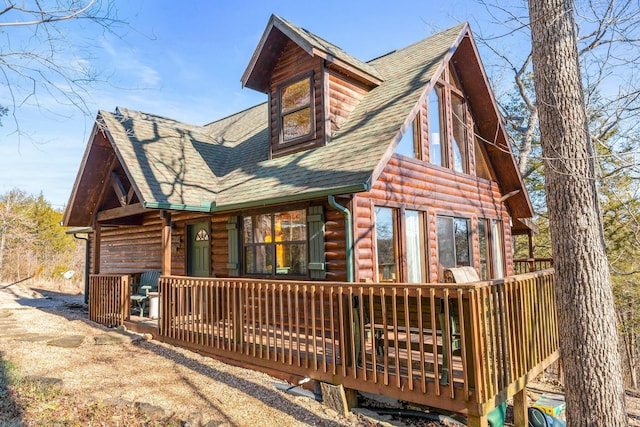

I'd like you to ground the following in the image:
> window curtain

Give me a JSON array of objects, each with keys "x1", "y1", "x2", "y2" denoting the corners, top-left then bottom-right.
[
  {"x1": 492, "y1": 220, "x2": 505, "y2": 278},
  {"x1": 405, "y1": 210, "x2": 423, "y2": 283}
]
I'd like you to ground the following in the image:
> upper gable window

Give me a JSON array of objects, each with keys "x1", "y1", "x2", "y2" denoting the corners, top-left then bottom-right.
[
  {"x1": 428, "y1": 86, "x2": 445, "y2": 167},
  {"x1": 427, "y1": 67, "x2": 472, "y2": 174},
  {"x1": 280, "y1": 76, "x2": 312, "y2": 143},
  {"x1": 395, "y1": 116, "x2": 421, "y2": 159},
  {"x1": 451, "y1": 93, "x2": 468, "y2": 173}
]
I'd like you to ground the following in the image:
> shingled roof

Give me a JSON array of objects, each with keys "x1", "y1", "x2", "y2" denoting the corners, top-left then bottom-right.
[{"x1": 64, "y1": 18, "x2": 531, "y2": 226}]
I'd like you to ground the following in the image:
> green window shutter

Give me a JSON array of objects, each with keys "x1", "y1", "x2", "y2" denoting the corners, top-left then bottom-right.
[
  {"x1": 308, "y1": 206, "x2": 326, "y2": 279},
  {"x1": 227, "y1": 216, "x2": 240, "y2": 276}
]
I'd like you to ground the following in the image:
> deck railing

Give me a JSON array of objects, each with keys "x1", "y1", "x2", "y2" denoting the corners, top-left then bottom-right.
[
  {"x1": 88, "y1": 274, "x2": 130, "y2": 326},
  {"x1": 513, "y1": 257, "x2": 553, "y2": 275},
  {"x1": 157, "y1": 269, "x2": 558, "y2": 415}
]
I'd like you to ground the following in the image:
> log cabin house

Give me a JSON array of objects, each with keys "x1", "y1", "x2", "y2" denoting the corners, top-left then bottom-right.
[{"x1": 63, "y1": 15, "x2": 558, "y2": 426}]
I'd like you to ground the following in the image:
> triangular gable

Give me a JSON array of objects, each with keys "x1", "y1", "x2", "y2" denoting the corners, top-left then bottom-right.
[
  {"x1": 368, "y1": 23, "x2": 533, "y2": 219},
  {"x1": 63, "y1": 117, "x2": 144, "y2": 227},
  {"x1": 241, "y1": 14, "x2": 383, "y2": 93},
  {"x1": 451, "y1": 28, "x2": 533, "y2": 218}
]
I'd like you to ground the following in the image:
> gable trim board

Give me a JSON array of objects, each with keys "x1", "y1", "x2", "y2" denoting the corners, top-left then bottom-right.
[{"x1": 64, "y1": 17, "x2": 532, "y2": 229}]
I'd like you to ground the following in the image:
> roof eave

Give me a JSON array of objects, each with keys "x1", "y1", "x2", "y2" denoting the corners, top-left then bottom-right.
[
  {"x1": 211, "y1": 183, "x2": 370, "y2": 213},
  {"x1": 143, "y1": 201, "x2": 216, "y2": 213},
  {"x1": 317, "y1": 48, "x2": 383, "y2": 87}
]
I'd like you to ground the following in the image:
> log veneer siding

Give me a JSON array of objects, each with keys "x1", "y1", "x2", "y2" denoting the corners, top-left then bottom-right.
[
  {"x1": 270, "y1": 41, "x2": 325, "y2": 158},
  {"x1": 355, "y1": 155, "x2": 513, "y2": 283},
  {"x1": 327, "y1": 69, "x2": 368, "y2": 135}
]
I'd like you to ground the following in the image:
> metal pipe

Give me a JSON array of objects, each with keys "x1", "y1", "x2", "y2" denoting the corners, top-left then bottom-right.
[
  {"x1": 328, "y1": 195, "x2": 353, "y2": 282},
  {"x1": 73, "y1": 233, "x2": 90, "y2": 304}
]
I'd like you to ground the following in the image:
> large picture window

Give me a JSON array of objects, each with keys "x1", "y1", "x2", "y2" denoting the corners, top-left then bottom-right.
[
  {"x1": 478, "y1": 218, "x2": 505, "y2": 280},
  {"x1": 243, "y1": 209, "x2": 307, "y2": 276},
  {"x1": 436, "y1": 216, "x2": 471, "y2": 280},
  {"x1": 280, "y1": 77, "x2": 312, "y2": 142},
  {"x1": 404, "y1": 210, "x2": 424, "y2": 283},
  {"x1": 375, "y1": 207, "x2": 397, "y2": 282},
  {"x1": 374, "y1": 207, "x2": 425, "y2": 283}
]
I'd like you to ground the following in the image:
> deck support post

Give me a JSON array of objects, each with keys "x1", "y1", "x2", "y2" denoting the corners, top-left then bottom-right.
[
  {"x1": 513, "y1": 388, "x2": 529, "y2": 426},
  {"x1": 320, "y1": 383, "x2": 358, "y2": 417},
  {"x1": 466, "y1": 413, "x2": 488, "y2": 427},
  {"x1": 92, "y1": 215, "x2": 101, "y2": 274},
  {"x1": 160, "y1": 211, "x2": 172, "y2": 276}
]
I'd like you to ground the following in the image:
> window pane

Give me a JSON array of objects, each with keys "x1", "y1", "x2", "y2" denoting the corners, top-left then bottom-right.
[
  {"x1": 474, "y1": 135, "x2": 493, "y2": 180},
  {"x1": 275, "y1": 210, "x2": 307, "y2": 242},
  {"x1": 244, "y1": 214, "x2": 271, "y2": 244},
  {"x1": 451, "y1": 94, "x2": 467, "y2": 173},
  {"x1": 437, "y1": 217, "x2": 455, "y2": 270},
  {"x1": 478, "y1": 219, "x2": 489, "y2": 280},
  {"x1": 276, "y1": 243, "x2": 307, "y2": 275},
  {"x1": 491, "y1": 220, "x2": 505, "y2": 278},
  {"x1": 454, "y1": 218, "x2": 471, "y2": 267},
  {"x1": 281, "y1": 78, "x2": 310, "y2": 112},
  {"x1": 429, "y1": 87, "x2": 444, "y2": 167},
  {"x1": 245, "y1": 245, "x2": 272, "y2": 275},
  {"x1": 243, "y1": 217, "x2": 253, "y2": 244},
  {"x1": 405, "y1": 210, "x2": 423, "y2": 283},
  {"x1": 283, "y1": 108, "x2": 311, "y2": 141},
  {"x1": 395, "y1": 119, "x2": 419, "y2": 158},
  {"x1": 375, "y1": 207, "x2": 397, "y2": 282},
  {"x1": 243, "y1": 209, "x2": 308, "y2": 277}
]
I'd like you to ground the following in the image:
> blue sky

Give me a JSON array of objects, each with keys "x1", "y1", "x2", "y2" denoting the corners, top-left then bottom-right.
[{"x1": 0, "y1": 1, "x2": 527, "y2": 209}]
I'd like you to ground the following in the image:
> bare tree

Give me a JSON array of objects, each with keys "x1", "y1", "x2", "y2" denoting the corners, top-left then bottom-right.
[
  {"x1": 0, "y1": 0, "x2": 123, "y2": 131},
  {"x1": 528, "y1": 0, "x2": 627, "y2": 425},
  {"x1": 478, "y1": 0, "x2": 640, "y2": 179},
  {"x1": 477, "y1": 0, "x2": 640, "y2": 391}
]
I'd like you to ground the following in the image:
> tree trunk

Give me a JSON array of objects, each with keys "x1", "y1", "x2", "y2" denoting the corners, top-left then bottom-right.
[{"x1": 528, "y1": 0, "x2": 628, "y2": 425}]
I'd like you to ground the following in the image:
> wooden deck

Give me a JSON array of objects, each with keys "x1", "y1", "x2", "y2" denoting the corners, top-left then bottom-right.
[{"x1": 88, "y1": 267, "x2": 559, "y2": 421}]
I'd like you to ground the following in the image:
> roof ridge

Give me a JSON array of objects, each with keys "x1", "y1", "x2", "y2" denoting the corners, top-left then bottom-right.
[
  {"x1": 368, "y1": 22, "x2": 467, "y2": 66},
  {"x1": 203, "y1": 101, "x2": 268, "y2": 128},
  {"x1": 112, "y1": 106, "x2": 206, "y2": 132},
  {"x1": 274, "y1": 16, "x2": 383, "y2": 81}
]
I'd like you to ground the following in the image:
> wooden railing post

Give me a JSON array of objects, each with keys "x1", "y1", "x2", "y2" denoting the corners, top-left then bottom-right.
[
  {"x1": 233, "y1": 282, "x2": 243, "y2": 349},
  {"x1": 127, "y1": 273, "x2": 557, "y2": 424},
  {"x1": 88, "y1": 274, "x2": 129, "y2": 326}
]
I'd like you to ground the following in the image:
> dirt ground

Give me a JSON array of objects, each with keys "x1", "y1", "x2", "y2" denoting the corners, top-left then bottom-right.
[{"x1": 0, "y1": 280, "x2": 638, "y2": 426}]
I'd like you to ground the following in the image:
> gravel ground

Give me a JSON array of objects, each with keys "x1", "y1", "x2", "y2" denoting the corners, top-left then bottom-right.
[{"x1": 0, "y1": 282, "x2": 366, "y2": 426}]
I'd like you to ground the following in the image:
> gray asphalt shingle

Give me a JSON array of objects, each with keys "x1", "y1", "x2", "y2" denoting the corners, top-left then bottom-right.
[{"x1": 100, "y1": 23, "x2": 465, "y2": 212}]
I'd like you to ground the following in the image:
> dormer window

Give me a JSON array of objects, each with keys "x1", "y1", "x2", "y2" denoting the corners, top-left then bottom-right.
[{"x1": 280, "y1": 75, "x2": 313, "y2": 143}]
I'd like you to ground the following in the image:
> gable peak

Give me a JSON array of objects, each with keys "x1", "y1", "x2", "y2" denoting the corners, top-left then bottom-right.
[{"x1": 241, "y1": 14, "x2": 383, "y2": 93}]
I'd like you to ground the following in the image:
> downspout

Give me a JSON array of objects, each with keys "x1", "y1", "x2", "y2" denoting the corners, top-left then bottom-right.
[
  {"x1": 328, "y1": 195, "x2": 360, "y2": 368},
  {"x1": 73, "y1": 233, "x2": 90, "y2": 304},
  {"x1": 328, "y1": 195, "x2": 353, "y2": 282}
]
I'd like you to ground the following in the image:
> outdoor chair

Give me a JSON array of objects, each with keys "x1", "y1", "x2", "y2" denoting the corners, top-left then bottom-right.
[
  {"x1": 130, "y1": 270, "x2": 161, "y2": 317},
  {"x1": 440, "y1": 266, "x2": 480, "y2": 384}
]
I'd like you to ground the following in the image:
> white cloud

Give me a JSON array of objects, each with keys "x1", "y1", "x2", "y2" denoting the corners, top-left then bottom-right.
[{"x1": 101, "y1": 38, "x2": 162, "y2": 89}]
